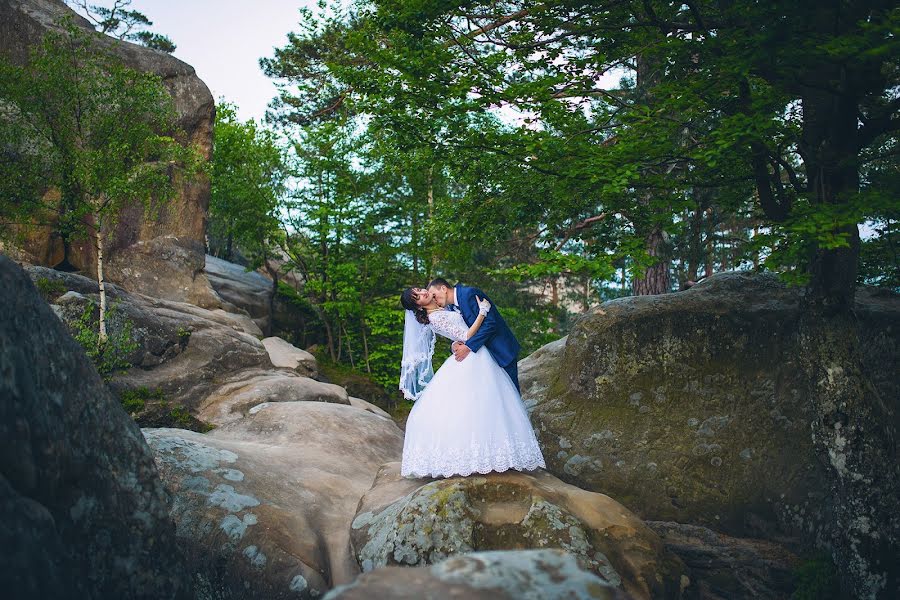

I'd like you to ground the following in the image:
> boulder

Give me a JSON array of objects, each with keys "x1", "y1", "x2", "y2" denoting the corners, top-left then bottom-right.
[
  {"x1": 323, "y1": 549, "x2": 628, "y2": 600},
  {"x1": 518, "y1": 335, "x2": 566, "y2": 411},
  {"x1": 144, "y1": 401, "x2": 405, "y2": 599},
  {"x1": 26, "y1": 266, "x2": 360, "y2": 433},
  {"x1": 0, "y1": 0, "x2": 217, "y2": 306},
  {"x1": 519, "y1": 272, "x2": 900, "y2": 597},
  {"x1": 263, "y1": 335, "x2": 319, "y2": 378},
  {"x1": 349, "y1": 462, "x2": 688, "y2": 599},
  {"x1": 0, "y1": 254, "x2": 190, "y2": 598},
  {"x1": 206, "y1": 254, "x2": 273, "y2": 331},
  {"x1": 205, "y1": 255, "x2": 325, "y2": 344},
  {"x1": 198, "y1": 372, "x2": 350, "y2": 427}
]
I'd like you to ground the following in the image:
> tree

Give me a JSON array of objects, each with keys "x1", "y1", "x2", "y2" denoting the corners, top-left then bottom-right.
[
  {"x1": 0, "y1": 23, "x2": 201, "y2": 346},
  {"x1": 65, "y1": 0, "x2": 176, "y2": 53},
  {"x1": 208, "y1": 101, "x2": 289, "y2": 335}
]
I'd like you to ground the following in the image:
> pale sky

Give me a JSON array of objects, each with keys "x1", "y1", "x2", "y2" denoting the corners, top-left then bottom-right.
[{"x1": 74, "y1": 0, "x2": 318, "y2": 123}]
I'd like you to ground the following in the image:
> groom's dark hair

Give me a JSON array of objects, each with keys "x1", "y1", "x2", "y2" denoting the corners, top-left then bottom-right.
[{"x1": 427, "y1": 277, "x2": 453, "y2": 289}]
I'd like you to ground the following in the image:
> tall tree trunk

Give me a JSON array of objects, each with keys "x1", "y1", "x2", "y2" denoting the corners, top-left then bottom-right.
[
  {"x1": 550, "y1": 276, "x2": 559, "y2": 308},
  {"x1": 361, "y1": 319, "x2": 371, "y2": 373},
  {"x1": 632, "y1": 50, "x2": 671, "y2": 296},
  {"x1": 323, "y1": 317, "x2": 336, "y2": 362},
  {"x1": 687, "y1": 188, "x2": 712, "y2": 284},
  {"x1": 342, "y1": 323, "x2": 355, "y2": 369},
  {"x1": 800, "y1": 91, "x2": 861, "y2": 310},
  {"x1": 94, "y1": 217, "x2": 107, "y2": 346},
  {"x1": 427, "y1": 163, "x2": 435, "y2": 278},
  {"x1": 411, "y1": 212, "x2": 419, "y2": 279},
  {"x1": 632, "y1": 226, "x2": 670, "y2": 295}
]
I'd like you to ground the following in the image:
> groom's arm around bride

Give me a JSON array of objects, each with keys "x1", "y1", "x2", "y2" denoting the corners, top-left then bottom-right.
[{"x1": 428, "y1": 278, "x2": 522, "y2": 391}]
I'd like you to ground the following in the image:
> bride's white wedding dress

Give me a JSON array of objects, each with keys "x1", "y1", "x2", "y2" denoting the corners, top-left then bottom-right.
[{"x1": 401, "y1": 308, "x2": 546, "y2": 478}]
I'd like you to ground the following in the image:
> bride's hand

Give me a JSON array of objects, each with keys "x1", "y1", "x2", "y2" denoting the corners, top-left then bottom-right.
[{"x1": 476, "y1": 295, "x2": 491, "y2": 316}]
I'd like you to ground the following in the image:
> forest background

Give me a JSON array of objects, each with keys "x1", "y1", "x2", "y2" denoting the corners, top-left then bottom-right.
[{"x1": 13, "y1": 0, "x2": 900, "y2": 402}]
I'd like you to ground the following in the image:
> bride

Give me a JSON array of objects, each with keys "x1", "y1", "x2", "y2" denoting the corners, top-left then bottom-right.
[{"x1": 398, "y1": 286, "x2": 546, "y2": 478}]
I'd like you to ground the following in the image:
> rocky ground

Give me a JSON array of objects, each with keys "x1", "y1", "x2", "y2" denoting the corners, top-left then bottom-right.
[{"x1": 9, "y1": 249, "x2": 900, "y2": 598}]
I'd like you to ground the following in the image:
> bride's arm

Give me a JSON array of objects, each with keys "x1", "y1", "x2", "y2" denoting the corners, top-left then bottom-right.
[{"x1": 463, "y1": 296, "x2": 491, "y2": 340}]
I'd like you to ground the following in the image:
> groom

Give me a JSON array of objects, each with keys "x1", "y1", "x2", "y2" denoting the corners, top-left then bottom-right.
[{"x1": 427, "y1": 278, "x2": 522, "y2": 391}]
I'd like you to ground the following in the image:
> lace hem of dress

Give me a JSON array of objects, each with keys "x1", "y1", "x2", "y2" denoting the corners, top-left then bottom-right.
[{"x1": 401, "y1": 436, "x2": 547, "y2": 478}]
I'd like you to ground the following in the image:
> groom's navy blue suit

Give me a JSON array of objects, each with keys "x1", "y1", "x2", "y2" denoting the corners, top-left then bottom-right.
[{"x1": 452, "y1": 284, "x2": 522, "y2": 391}]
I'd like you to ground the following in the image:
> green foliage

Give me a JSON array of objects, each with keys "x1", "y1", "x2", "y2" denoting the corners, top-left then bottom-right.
[
  {"x1": 70, "y1": 301, "x2": 138, "y2": 380},
  {"x1": 858, "y1": 221, "x2": 900, "y2": 290},
  {"x1": 169, "y1": 405, "x2": 193, "y2": 428},
  {"x1": 0, "y1": 21, "x2": 201, "y2": 241},
  {"x1": 791, "y1": 553, "x2": 841, "y2": 600},
  {"x1": 208, "y1": 101, "x2": 287, "y2": 267},
  {"x1": 34, "y1": 277, "x2": 66, "y2": 302},
  {"x1": 264, "y1": 0, "x2": 899, "y2": 307},
  {"x1": 119, "y1": 385, "x2": 165, "y2": 413},
  {"x1": 0, "y1": 21, "x2": 202, "y2": 345},
  {"x1": 249, "y1": 0, "x2": 898, "y2": 394}
]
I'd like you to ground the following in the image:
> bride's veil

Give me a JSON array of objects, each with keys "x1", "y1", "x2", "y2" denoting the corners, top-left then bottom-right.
[{"x1": 399, "y1": 310, "x2": 436, "y2": 401}]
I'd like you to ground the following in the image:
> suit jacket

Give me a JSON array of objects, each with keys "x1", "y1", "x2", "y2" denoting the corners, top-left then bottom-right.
[{"x1": 455, "y1": 284, "x2": 521, "y2": 368}]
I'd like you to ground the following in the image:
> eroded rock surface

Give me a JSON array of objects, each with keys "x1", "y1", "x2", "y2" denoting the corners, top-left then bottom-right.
[
  {"x1": 324, "y1": 549, "x2": 628, "y2": 600},
  {"x1": 350, "y1": 462, "x2": 687, "y2": 599},
  {"x1": 205, "y1": 254, "x2": 273, "y2": 331},
  {"x1": 145, "y1": 402, "x2": 404, "y2": 599},
  {"x1": 0, "y1": 255, "x2": 190, "y2": 598},
  {"x1": 27, "y1": 265, "x2": 360, "y2": 435}
]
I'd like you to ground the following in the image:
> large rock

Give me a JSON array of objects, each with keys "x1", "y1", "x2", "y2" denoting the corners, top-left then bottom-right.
[
  {"x1": 27, "y1": 267, "x2": 271, "y2": 411},
  {"x1": 205, "y1": 254, "x2": 273, "y2": 331},
  {"x1": 349, "y1": 462, "x2": 688, "y2": 599},
  {"x1": 519, "y1": 272, "x2": 900, "y2": 596},
  {"x1": 324, "y1": 549, "x2": 628, "y2": 600},
  {"x1": 0, "y1": 0, "x2": 217, "y2": 306},
  {"x1": 26, "y1": 266, "x2": 357, "y2": 435},
  {"x1": 144, "y1": 401, "x2": 405, "y2": 599},
  {"x1": 263, "y1": 335, "x2": 319, "y2": 378},
  {"x1": 205, "y1": 255, "x2": 325, "y2": 342},
  {"x1": 0, "y1": 254, "x2": 190, "y2": 598},
  {"x1": 197, "y1": 372, "x2": 349, "y2": 427}
]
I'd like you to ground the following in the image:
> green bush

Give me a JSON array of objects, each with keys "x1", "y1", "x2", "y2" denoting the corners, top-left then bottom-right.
[
  {"x1": 35, "y1": 277, "x2": 66, "y2": 301},
  {"x1": 70, "y1": 301, "x2": 138, "y2": 380},
  {"x1": 119, "y1": 386, "x2": 166, "y2": 413}
]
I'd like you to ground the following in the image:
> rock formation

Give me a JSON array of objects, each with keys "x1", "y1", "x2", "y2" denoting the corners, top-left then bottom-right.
[
  {"x1": 26, "y1": 265, "x2": 350, "y2": 430},
  {"x1": 0, "y1": 254, "x2": 191, "y2": 598},
  {"x1": 323, "y1": 550, "x2": 629, "y2": 600},
  {"x1": 350, "y1": 462, "x2": 688, "y2": 599},
  {"x1": 0, "y1": 0, "x2": 217, "y2": 306},
  {"x1": 145, "y1": 402, "x2": 405, "y2": 599},
  {"x1": 519, "y1": 271, "x2": 899, "y2": 597}
]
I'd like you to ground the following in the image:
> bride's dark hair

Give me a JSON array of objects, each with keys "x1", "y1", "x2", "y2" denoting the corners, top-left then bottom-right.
[{"x1": 401, "y1": 287, "x2": 430, "y2": 325}]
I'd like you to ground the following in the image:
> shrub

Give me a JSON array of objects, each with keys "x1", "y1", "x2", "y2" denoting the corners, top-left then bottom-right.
[{"x1": 70, "y1": 300, "x2": 138, "y2": 380}]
